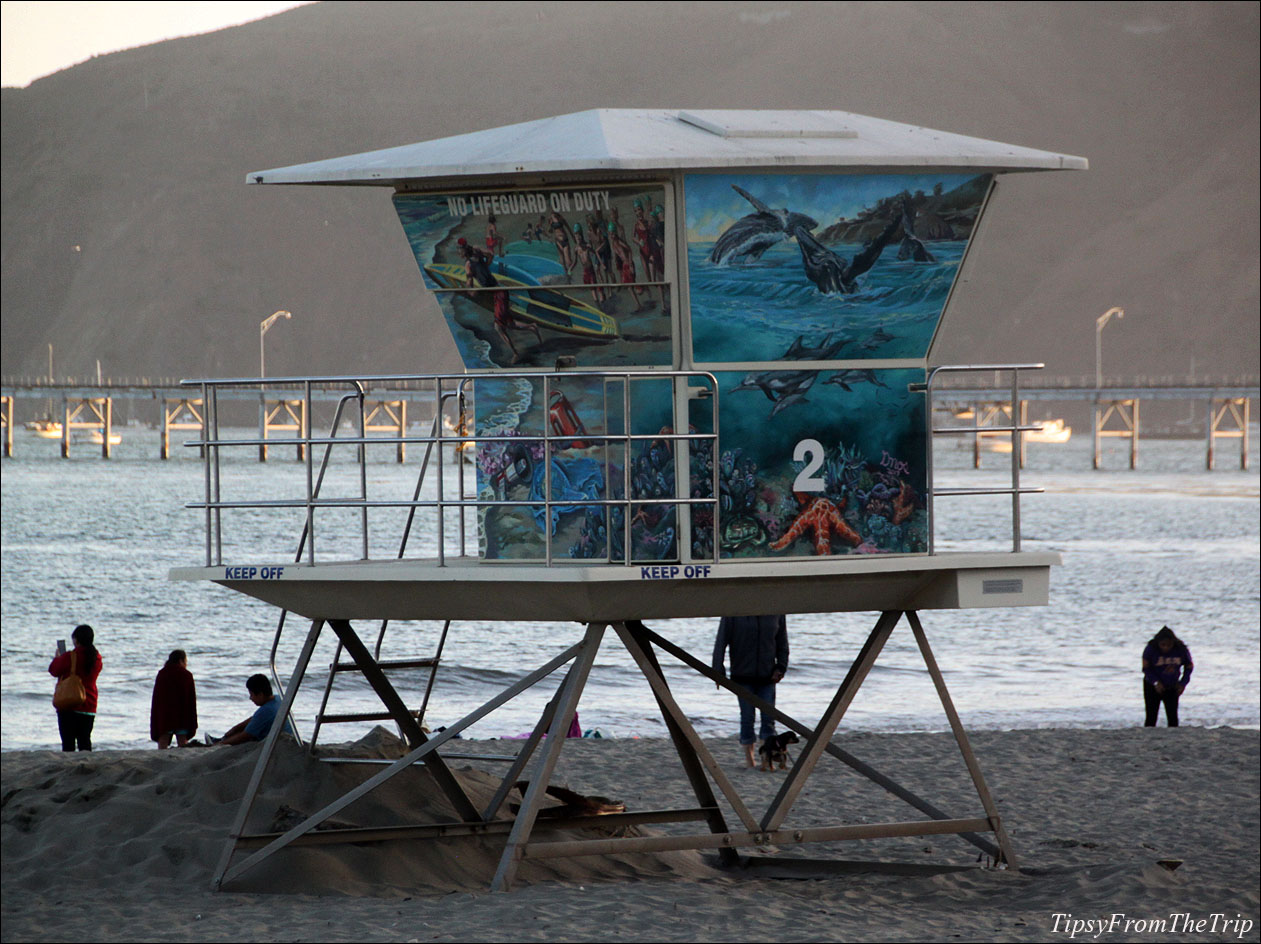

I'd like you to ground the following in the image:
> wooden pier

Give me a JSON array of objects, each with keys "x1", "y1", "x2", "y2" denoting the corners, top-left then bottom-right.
[
  {"x1": 934, "y1": 379, "x2": 1257, "y2": 471},
  {"x1": 0, "y1": 379, "x2": 438, "y2": 461},
  {"x1": 2, "y1": 377, "x2": 1257, "y2": 468}
]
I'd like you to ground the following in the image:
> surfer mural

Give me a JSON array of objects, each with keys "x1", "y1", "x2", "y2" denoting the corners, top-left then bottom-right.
[
  {"x1": 685, "y1": 172, "x2": 991, "y2": 364},
  {"x1": 393, "y1": 185, "x2": 673, "y2": 371},
  {"x1": 394, "y1": 185, "x2": 677, "y2": 562}
]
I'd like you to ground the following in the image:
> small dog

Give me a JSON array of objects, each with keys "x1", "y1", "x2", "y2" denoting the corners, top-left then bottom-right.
[{"x1": 758, "y1": 731, "x2": 800, "y2": 770}]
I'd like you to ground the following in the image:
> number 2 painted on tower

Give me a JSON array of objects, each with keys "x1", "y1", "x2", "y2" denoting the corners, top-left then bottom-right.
[{"x1": 793, "y1": 439, "x2": 826, "y2": 492}]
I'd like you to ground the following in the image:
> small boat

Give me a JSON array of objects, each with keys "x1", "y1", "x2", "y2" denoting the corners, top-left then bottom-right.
[
  {"x1": 87, "y1": 429, "x2": 123, "y2": 446},
  {"x1": 1028, "y1": 418, "x2": 1072, "y2": 444},
  {"x1": 24, "y1": 419, "x2": 63, "y2": 439},
  {"x1": 981, "y1": 418, "x2": 1072, "y2": 452},
  {"x1": 424, "y1": 254, "x2": 618, "y2": 339}
]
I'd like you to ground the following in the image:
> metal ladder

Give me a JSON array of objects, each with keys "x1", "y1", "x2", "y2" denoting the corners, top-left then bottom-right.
[
  {"x1": 265, "y1": 386, "x2": 469, "y2": 750},
  {"x1": 309, "y1": 619, "x2": 452, "y2": 749}
]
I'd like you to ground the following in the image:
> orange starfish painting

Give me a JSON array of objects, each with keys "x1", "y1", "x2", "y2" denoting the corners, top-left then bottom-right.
[
  {"x1": 769, "y1": 495, "x2": 862, "y2": 555},
  {"x1": 892, "y1": 481, "x2": 917, "y2": 525}
]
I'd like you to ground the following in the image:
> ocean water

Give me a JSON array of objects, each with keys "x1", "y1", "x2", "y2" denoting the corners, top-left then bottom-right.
[
  {"x1": 2, "y1": 426, "x2": 1257, "y2": 751},
  {"x1": 687, "y1": 240, "x2": 962, "y2": 364}
]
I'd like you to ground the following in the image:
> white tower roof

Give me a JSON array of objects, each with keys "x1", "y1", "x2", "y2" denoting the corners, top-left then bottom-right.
[{"x1": 248, "y1": 108, "x2": 1087, "y2": 187}]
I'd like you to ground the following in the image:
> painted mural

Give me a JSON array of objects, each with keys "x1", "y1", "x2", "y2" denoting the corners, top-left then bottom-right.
[
  {"x1": 688, "y1": 369, "x2": 928, "y2": 559},
  {"x1": 395, "y1": 173, "x2": 968, "y2": 562},
  {"x1": 393, "y1": 186, "x2": 673, "y2": 371},
  {"x1": 460, "y1": 364, "x2": 929, "y2": 562},
  {"x1": 393, "y1": 184, "x2": 678, "y2": 562},
  {"x1": 468, "y1": 373, "x2": 681, "y2": 563},
  {"x1": 684, "y1": 172, "x2": 991, "y2": 364}
]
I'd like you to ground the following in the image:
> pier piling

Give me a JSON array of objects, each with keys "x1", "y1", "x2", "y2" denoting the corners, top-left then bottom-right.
[{"x1": 1207, "y1": 397, "x2": 1250, "y2": 470}]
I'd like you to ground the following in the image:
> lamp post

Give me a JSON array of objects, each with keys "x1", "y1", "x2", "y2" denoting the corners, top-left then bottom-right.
[
  {"x1": 1095, "y1": 306, "x2": 1124, "y2": 389},
  {"x1": 258, "y1": 310, "x2": 291, "y2": 461},
  {"x1": 259, "y1": 309, "x2": 292, "y2": 379}
]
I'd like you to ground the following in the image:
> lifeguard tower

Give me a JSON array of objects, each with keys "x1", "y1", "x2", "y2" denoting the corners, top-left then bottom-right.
[{"x1": 172, "y1": 110, "x2": 1085, "y2": 892}]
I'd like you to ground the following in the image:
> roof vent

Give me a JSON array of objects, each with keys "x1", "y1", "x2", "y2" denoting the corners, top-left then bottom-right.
[{"x1": 677, "y1": 110, "x2": 858, "y2": 139}]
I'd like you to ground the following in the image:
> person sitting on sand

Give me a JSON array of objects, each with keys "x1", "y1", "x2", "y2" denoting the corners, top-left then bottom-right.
[
  {"x1": 150, "y1": 649, "x2": 197, "y2": 749},
  {"x1": 213, "y1": 674, "x2": 294, "y2": 745},
  {"x1": 1142, "y1": 625, "x2": 1193, "y2": 727}
]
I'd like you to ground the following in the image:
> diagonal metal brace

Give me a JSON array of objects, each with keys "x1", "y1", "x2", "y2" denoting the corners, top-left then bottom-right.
[
  {"x1": 329, "y1": 618, "x2": 479, "y2": 823},
  {"x1": 613, "y1": 622, "x2": 760, "y2": 833},
  {"x1": 221, "y1": 638, "x2": 586, "y2": 887},
  {"x1": 762, "y1": 609, "x2": 901, "y2": 832},
  {"x1": 637, "y1": 621, "x2": 1000, "y2": 859}
]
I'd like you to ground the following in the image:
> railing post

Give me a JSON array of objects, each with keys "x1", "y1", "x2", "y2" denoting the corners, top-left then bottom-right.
[
  {"x1": 971, "y1": 400, "x2": 981, "y2": 469},
  {"x1": 161, "y1": 399, "x2": 171, "y2": 460},
  {"x1": 1244, "y1": 398, "x2": 1251, "y2": 471},
  {"x1": 61, "y1": 395, "x2": 70, "y2": 459},
  {"x1": 258, "y1": 391, "x2": 267, "y2": 462},
  {"x1": 1206, "y1": 398, "x2": 1216, "y2": 471},
  {"x1": 1, "y1": 396, "x2": 12, "y2": 458},
  {"x1": 1010, "y1": 373, "x2": 1021, "y2": 552},
  {"x1": 397, "y1": 399, "x2": 406, "y2": 464},
  {"x1": 1129, "y1": 399, "x2": 1140, "y2": 470},
  {"x1": 101, "y1": 397, "x2": 113, "y2": 459},
  {"x1": 1092, "y1": 397, "x2": 1101, "y2": 469}
]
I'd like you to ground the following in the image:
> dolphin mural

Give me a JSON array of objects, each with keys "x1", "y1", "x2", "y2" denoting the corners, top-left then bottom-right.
[
  {"x1": 732, "y1": 368, "x2": 820, "y2": 417},
  {"x1": 784, "y1": 333, "x2": 850, "y2": 360},
  {"x1": 824, "y1": 369, "x2": 890, "y2": 392}
]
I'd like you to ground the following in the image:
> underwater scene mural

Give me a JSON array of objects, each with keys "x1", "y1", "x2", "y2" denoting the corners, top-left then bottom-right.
[
  {"x1": 468, "y1": 373, "x2": 685, "y2": 563},
  {"x1": 684, "y1": 172, "x2": 991, "y2": 363},
  {"x1": 687, "y1": 368, "x2": 929, "y2": 559},
  {"x1": 393, "y1": 186, "x2": 673, "y2": 371},
  {"x1": 464, "y1": 366, "x2": 928, "y2": 562}
]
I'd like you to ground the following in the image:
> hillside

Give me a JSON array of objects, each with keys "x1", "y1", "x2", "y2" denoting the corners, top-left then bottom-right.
[{"x1": 2, "y1": 1, "x2": 1257, "y2": 382}]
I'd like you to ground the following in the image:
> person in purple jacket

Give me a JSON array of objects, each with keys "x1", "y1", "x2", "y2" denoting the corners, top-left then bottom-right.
[{"x1": 1142, "y1": 626, "x2": 1193, "y2": 727}]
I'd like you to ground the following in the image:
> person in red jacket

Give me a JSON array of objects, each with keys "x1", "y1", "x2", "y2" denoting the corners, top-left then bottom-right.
[
  {"x1": 48, "y1": 624, "x2": 103, "y2": 751},
  {"x1": 150, "y1": 649, "x2": 198, "y2": 748}
]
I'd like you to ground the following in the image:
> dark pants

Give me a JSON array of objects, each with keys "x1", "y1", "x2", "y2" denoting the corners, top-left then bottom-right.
[
  {"x1": 736, "y1": 680, "x2": 777, "y2": 745},
  {"x1": 57, "y1": 711, "x2": 95, "y2": 751},
  {"x1": 1144, "y1": 683, "x2": 1180, "y2": 727}
]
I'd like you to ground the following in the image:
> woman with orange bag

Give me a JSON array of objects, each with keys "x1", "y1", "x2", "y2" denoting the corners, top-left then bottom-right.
[{"x1": 49, "y1": 624, "x2": 103, "y2": 751}]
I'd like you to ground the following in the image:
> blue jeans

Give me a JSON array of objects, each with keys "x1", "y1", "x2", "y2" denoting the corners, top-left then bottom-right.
[{"x1": 736, "y1": 681, "x2": 777, "y2": 745}]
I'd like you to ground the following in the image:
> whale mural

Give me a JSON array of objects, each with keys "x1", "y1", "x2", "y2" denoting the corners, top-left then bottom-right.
[{"x1": 685, "y1": 172, "x2": 991, "y2": 364}]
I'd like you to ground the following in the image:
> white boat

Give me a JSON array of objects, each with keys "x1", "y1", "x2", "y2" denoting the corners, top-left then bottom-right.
[
  {"x1": 88, "y1": 429, "x2": 123, "y2": 446},
  {"x1": 24, "y1": 419, "x2": 63, "y2": 439},
  {"x1": 982, "y1": 418, "x2": 1072, "y2": 452}
]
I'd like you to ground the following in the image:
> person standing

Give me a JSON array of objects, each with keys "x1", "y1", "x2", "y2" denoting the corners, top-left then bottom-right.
[
  {"x1": 150, "y1": 649, "x2": 198, "y2": 749},
  {"x1": 49, "y1": 624, "x2": 102, "y2": 751},
  {"x1": 1143, "y1": 626, "x2": 1193, "y2": 727},
  {"x1": 712, "y1": 615, "x2": 789, "y2": 767}
]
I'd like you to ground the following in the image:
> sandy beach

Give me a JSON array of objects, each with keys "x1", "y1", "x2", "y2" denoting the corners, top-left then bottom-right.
[{"x1": 2, "y1": 727, "x2": 1257, "y2": 943}]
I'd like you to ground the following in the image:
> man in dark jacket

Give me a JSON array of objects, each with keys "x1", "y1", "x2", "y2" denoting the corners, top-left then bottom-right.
[{"x1": 713, "y1": 615, "x2": 789, "y2": 767}]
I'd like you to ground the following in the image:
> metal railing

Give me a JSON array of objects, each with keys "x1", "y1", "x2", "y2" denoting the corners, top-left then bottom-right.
[
  {"x1": 186, "y1": 370, "x2": 721, "y2": 568},
  {"x1": 186, "y1": 363, "x2": 1047, "y2": 567},
  {"x1": 919, "y1": 363, "x2": 1045, "y2": 554}
]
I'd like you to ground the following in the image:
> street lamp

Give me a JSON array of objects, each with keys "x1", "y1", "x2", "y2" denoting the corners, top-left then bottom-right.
[
  {"x1": 1095, "y1": 306, "x2": 1124, "y2": 389},
  {"x1": 258, "y1": 310, "x2": 291, "y2": 462},
  {"x1": 259, "y1": 309, "x2": 292, "y2": 379}
]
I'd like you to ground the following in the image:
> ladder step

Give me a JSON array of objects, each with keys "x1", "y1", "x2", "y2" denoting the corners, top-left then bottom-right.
[
  {"x1": 328, "y1": 658, "x2": 438, "y2": 673},
  {"x1": 317, "y1": 711, "x2": 422, "y2": 724}
]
